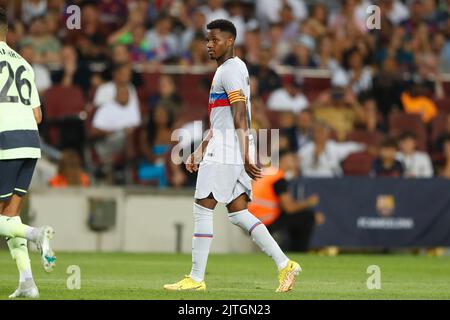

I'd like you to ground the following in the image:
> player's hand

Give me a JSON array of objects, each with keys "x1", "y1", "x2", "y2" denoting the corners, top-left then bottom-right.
[
  {"x1": 245, "y1": 161, "x2": 262, "y2": 180},
  {"x1": 306, "y1": 194, "x2": 320, "y2": 207},
  {"x1": 185, "y1": 153, "x2": 200, "y2": 173}
]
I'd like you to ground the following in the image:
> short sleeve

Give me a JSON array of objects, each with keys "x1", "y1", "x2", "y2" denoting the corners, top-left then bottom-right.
[
  {"x1": 273, "y1": 178, "x2": 288, "y2": 196},
  {"x1": 220, "y1": 65, "x2": 247, "y2": 104}
]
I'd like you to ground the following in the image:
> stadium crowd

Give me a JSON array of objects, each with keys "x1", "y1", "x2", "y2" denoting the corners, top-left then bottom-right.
[{"x1": 2, "y1": 0, "x2": 450, "y2": 187}]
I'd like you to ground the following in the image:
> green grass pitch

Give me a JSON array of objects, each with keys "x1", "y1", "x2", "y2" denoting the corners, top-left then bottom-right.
[{"x1": 0, "y1": 251, "x2": 449, "y2": 300}]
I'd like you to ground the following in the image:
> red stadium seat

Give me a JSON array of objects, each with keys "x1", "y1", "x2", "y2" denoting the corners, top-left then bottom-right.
[
  {"x1": 347, "y1": 130, "x2": 384, "y2": 147},
  {"x1": 431, "y1": 112, "x2": 449, "y2": 144},
  {"x1": 43, "y1": 85, "x2": 86, "y2": 120},
  {"x1": 388, "y1": 112, "x2": 427, "y2": 150},
  {"x1": 341, "y1": 151, "x2": 375, "y2": 176}
]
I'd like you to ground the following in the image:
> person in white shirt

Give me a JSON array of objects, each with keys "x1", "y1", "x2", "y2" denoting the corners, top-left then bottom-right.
[
  {"x1": 299, "y1": 122, "x2": 365, "y2": 177},
  {"x1": 91, "y1": 83, "x2": 141, "y2": 166},
  {"x1": 397, "y1": 131, "x2": 434, "y2": 178},
  {"x1": 94, "y1": 63, "x2": 138, "y2": 108},
  {"x1": 267, "y1": 76, "x2": 309, "y2": 113},
  {"x1": 200, "y1": 0, "x2": 230, "y2": 24}
]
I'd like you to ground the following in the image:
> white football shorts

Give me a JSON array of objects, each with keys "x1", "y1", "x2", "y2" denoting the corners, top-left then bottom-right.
[{"x1": 194, "y1": 160, "x2": 252, "y2": 204}]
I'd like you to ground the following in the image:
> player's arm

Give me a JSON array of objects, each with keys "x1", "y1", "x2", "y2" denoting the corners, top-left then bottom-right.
[
  {"x1": 279, "y1": 193, "x2": 319, "y2": 214},
  {"x1": 186, "y1": 129, "x2": 212, "y2": 173},
  {"x1": 273, "y1": 178, "x2": 319, "y2": 214},
  {"x1": 32, "y1": 106, "x2": 42, "y2": 124},
  {"x1": 231, "y1": 99, "x2": 261, "y2": 180}
]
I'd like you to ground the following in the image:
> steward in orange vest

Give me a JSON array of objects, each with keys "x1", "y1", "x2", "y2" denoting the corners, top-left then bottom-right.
[{"x1": 248, "y1": 150, "x2": 325, "y2": 251}]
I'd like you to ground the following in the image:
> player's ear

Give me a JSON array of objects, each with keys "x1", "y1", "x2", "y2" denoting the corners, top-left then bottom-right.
[{"x1": 227, "y1": 36, "x2": 234, "y2": 47}]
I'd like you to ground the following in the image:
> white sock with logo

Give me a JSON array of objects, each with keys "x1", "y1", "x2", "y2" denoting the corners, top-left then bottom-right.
[
  {"x1": 228, "y1": 209, "x2": 289, "y2": 270},
  {"x1": 190, "y1": 203, "x2": 214, "y2": 282}
]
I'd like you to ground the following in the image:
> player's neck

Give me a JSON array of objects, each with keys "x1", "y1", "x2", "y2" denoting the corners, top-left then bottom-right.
[{"x1": 216, "y1": 51, "x2": 235, "y2": 67}]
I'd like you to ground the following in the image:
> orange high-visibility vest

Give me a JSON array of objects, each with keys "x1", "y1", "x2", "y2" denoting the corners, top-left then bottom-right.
[{"x1": 248, "y1": 167, "x2": 285, "y2": 226}]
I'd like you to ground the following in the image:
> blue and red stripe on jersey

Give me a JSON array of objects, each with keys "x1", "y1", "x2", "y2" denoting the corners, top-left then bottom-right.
[{"x1": 208, "y1": 92, "x2": 230, "y2": 117}]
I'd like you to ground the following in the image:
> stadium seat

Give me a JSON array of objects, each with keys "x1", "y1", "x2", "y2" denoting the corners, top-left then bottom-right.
[
  {"x1": 341, "y1": 151, "x2": 375, "y2": 176},
  {"x1": 434, "y1": 98, "x2": 450, "y2": 114},
  {"x1": 431, "y1": 112, "x2": 449, "y2": 145},
  {"x1": 42, "y1": 85, "x2": 86, "y2": 150},
  {"x1": 347, "y1": 130, "x2": 384, "y2": 147},
  {"x1": 388, "y1": 112, "x2": 427, "y2": 150},
  {"x1": 43, "y1": 85, "x2": 86, "y2": 120}
]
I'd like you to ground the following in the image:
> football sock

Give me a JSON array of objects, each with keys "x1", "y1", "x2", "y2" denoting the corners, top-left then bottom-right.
[
  {"x1": 190, "y1": 203, "x2": 214, "y2": 282},
  {"x1": 6, "y1": 217, "x2": 34, "y2": 283},
  {"x1": 228, "y1": 209, "x2": 289, "y2": 270},
  {"x1": 0, "y1": 215, "x2": 35, "y2": 240}
]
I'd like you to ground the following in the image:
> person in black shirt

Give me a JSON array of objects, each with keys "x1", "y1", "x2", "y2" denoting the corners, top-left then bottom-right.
[
  {"x1": 370, "y1": 137, "x2": 404, "y2": 177},
  {"x1": 268, "y1": 150, "x2": 325, "y2": 252}
]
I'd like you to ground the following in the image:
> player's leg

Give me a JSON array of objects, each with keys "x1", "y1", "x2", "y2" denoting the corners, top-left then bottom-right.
[
  {"x1": 163, "y1": 195, "x2": 216, "y2": 291},
  {"x1": 0, "y1": 159, "x2": 38, "y2": 298},
  {"x1": 226, "y1": 192, "x2": 301, "y2": 292},
  {"x1": 0, "y1": 159, "x2": 56, "y2": 272}
]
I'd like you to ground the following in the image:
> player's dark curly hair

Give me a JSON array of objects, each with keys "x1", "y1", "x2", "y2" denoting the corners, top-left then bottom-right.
[{"x1": 206, "y1": 19, "x2": 236, "y2": 39}]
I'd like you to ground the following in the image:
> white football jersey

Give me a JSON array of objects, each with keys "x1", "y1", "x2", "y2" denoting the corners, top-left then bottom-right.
[{"x1": 203, "y1": 56, "x2": 254, "y2": 165}]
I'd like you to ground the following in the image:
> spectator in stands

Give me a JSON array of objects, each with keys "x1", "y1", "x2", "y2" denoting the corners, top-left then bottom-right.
[
  {"x1": 138, "y1": 104, "x2": 174, "y2": 187},
  {"x1": 282, "y1": 108, "x2": 314, "y2": 152},
  {"x1": 370, "y1": 138, "x2": 404, "y2": 177},
  {"x1": 400, "y1": 82, "x2": 438, "y2": 124},
  {"x1": 107, "y1": 7, "x2": 146, "y2": 48},
  {"x1": 243, "y1": 27, "x2": 262, "y2": 65},
  {"x1": 283, "y1": 35, "x2": 317, "y2": 68},
  {"x1": 226, "y1": 0, "x2": 246, "y2": 46},
  {"x1": 94, "y1": 63, "x2": 139, "y2": 109},
  {"x1": 103, "y1": 45, "x2": 143, "y2": 89},
  {"x1": 180, "y1": 10, "x2": 207, "y2": 53},
  {"x1": 314, "y1": 35, "x2": 338, "y2": 71},
  {"x1": 180, "y1": 32, "x2": 212, "y2": 67},
  {"x1": 51, "y1": 44, "x2": 92, "y2": 95},
  {"x1": 299, "y1": 122, "x2": 365, "y2": 177},
  {"x1": 48, "y1": 149, "x2": 90, "y2": 187},
  {"x1": 328, "y1": 0, "x2": 367, "y2": 39},
  {"x1": 331, "y1": 47, "x2": 373, "y2": 95},
  {"x1": 264, "y1": 23, "x2": 290, "y2": 64},
  {"x1": 372, "y1": 57, "x2": 405, "y2": 120},
  {"x1": 256, "y1": 0, "x2": 307, "y2": 30},
  {"x1": 66, "y1": 2, "x2": 108, "y2": 64},
  {"x1": 129, "y1": 24, "x2": 154, "y2": 63},
  {"x1": 21, "y1": 0, "x2": 47, "y2": 25},
  {"x1": 19, "y1": 15, "x2": 61, "y2": 65},
  {"x1": 249, "y1": 76, "x2": 271, "y2": 131},
  {"x1": 438, "y1": 137, "x2": 450, "y2": 178},
  {"x1": 397, "y1": 131, "x2": 433, "y2": 178},
  {"x1": 148, "y1": 74, "x2": 182, "y2": 116},
  {"x1": 90, "y1": 81, "x2": 142, "y2": 172},
  {"x1": 6, "y1": 22, "x2": 25, "y2": 50},
  {"x1": 249, "y1": 149, "x2": 325, "y2": 252},
  {"x1": 97, "y1": 0, "x2": 128, "y2": 31},
  {"x1": 433, "y1": 31, "x2": 450, "y2": 73},
  {"x1": 144, "y1": 13, "x2": 178, "y2": 63},
  {"x1": 354, "y1": 94, "x2": 387, "y2": 133},
  {"x1": 19, "y1": 43, "x2": 52, "y2": 96},
  {"x1": 200, "y1": 0, "x2": 229, "y2": 24},
  {"x1": 267, "y1": 76, "x2": 309, "y2": 113},
  {"x1": 313, "y1": 86, "x2": 364, "y2": 141},
  {"x1": 249, "y1": 46, "x2": 282, "y2": 97},
  {"x1": 435, "y1": 113, "x2": 450, "y2": 152}
]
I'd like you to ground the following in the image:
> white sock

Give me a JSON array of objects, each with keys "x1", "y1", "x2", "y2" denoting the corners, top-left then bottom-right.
[
  {"x1": 6, "y1": 217, "x2": 34, "y2": 284},
  {"x1": 229, "y1": 209, "x2": 289, "y2": 270},
  {"x1": 190, "y1": 203, "x2": 213, "y2": 282}
]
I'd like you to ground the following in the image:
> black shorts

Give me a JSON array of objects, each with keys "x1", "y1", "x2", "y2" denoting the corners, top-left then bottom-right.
[{"x1": 0, "y1": 158, "x2": 37, "y2": 201}]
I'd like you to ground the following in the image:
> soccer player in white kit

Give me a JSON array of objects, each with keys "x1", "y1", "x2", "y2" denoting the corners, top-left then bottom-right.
[{"x1": 164, "y1": 20, "x2": 301, "y2": 292}]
